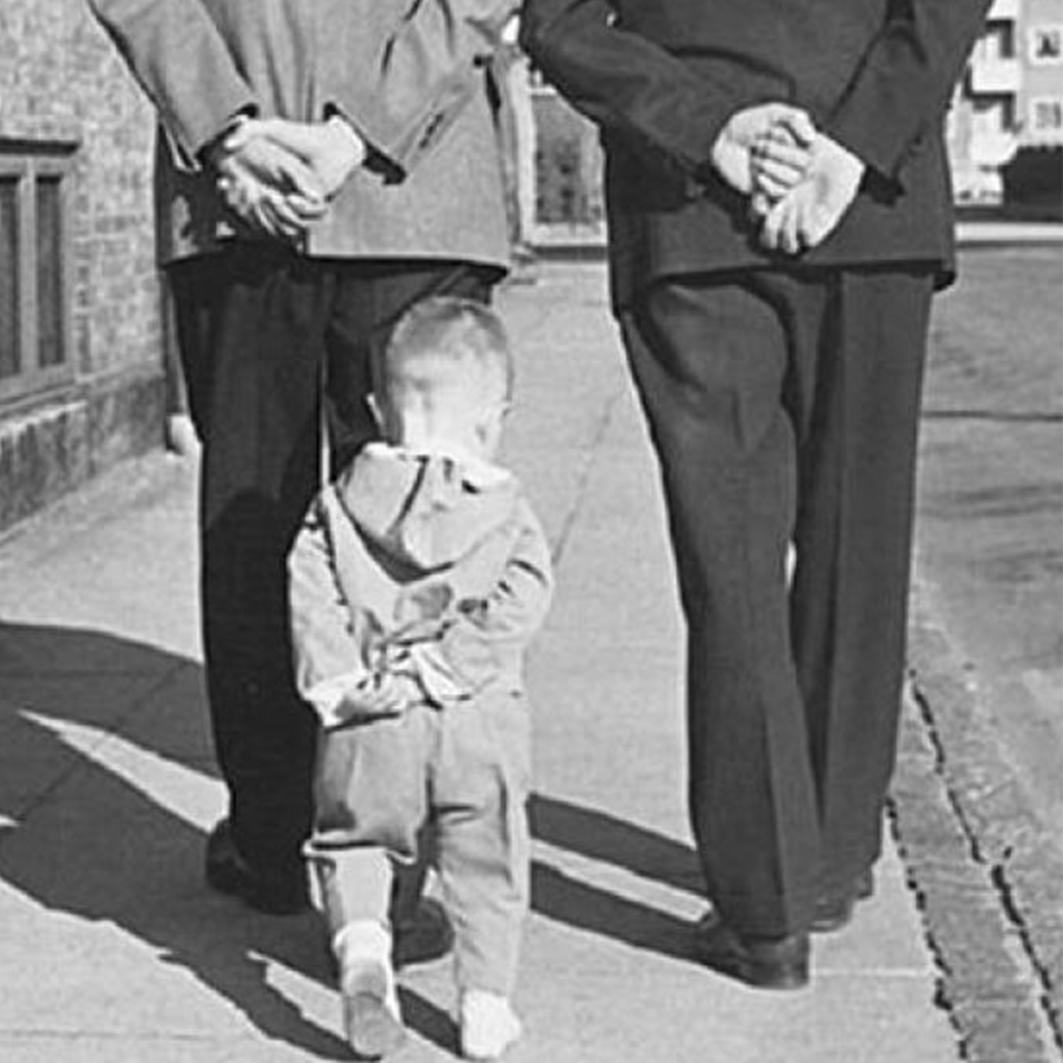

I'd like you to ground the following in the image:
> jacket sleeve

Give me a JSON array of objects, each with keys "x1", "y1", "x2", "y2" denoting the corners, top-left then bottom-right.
[
  {"x1": 85, "y1": 0, "x2": 258, "y2": 164},
  {"x1": 410, "y1": 501, "x2": 554, "y2": 703},
  {"x1": 518, "y1": 0, "x2": 743, "y2": 178},
  {"x1": 288, "y1": 491, "x2": 373, "y2": 727},
  {"x1": 325, "y1": 0, "x2": 518, "y2": 179},
  {"x1": 825, "y1": 0, "x2": 993, "y2": 185}
]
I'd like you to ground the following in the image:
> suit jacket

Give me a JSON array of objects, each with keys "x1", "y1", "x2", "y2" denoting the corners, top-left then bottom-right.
[
  {"x1": 87, "y1": 0, "x2": 515, "y2": 267},
  {"x1": 520, "y1": 0, "x2": 992, "y2": 306}
]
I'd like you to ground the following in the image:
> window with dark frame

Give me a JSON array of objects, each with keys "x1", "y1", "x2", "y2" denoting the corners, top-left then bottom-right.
[
  {"x1": 1030, "y1": 25, "x2": 1063, "y2": 64},
  {"x1": 0, "y1": 141, "x2": 77, "y2": 407},
  {"x1": 1030, "y1": 96, "x2": 1063, "y2": 134}
]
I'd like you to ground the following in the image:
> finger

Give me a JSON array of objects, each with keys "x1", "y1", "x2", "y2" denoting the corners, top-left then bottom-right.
[
  {"x1": 801, "y1": 204, "x2": 834, "y2": 249},
  {"x1": 755, "y1": 135, "x2": 814, "y2": 173},
  {"x1": 221, "y1": 118, "x2": 263, "y2": 152},
  {"x1": 269, "y1": 148, "x2": 327, "y2": 202},
  {"x1": 780, "y1": 197, "x2": 802, "y2": 255},
  {"x1": 771, "y1": 107, "x2": 817, "y2": 148},
  {"x1": 286, "y1": 192, "x2": 329, "y2": 221},
  {"x1": 749, "y1": 191, "x2": 773, "y2": 220},
  {"x1": 233, "y1": 140, "x2": 326, "y2": 201},
  {"x1": 249, "y1": 200, "x2": 284, "y2": 239},
  {"x1": 263, "y1": 188, "x2": 310, "y2": 231},
  {"x1": 751, "y1": 158, "x2": 806, "y2": 198},
  {"x1": 217, "y1": 173, "x2": 254, "y2": 220},
  {"x1": 258, "y1": 195, "x2": 305, "y2": 241},
  {"x1": 759, "y1": 199, "x2": 787, "y2": 252}
]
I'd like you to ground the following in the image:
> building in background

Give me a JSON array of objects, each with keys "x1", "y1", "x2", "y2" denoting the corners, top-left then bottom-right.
[
  {"x1": 948, "y1": 0, "x2": 1063, "y2": 205},
  {"x1": 0, "y1": 0, "x2": 163, "y2": 534}
]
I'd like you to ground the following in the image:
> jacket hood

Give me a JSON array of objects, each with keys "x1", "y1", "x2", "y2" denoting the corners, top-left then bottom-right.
[{"x1": 335, "y1": 443, "x2": 519, "y2": 570}]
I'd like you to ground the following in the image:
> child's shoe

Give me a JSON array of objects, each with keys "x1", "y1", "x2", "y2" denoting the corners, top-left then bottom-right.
[
  {"x1": 459, "y1": 990, "x2": 522, "y2": 1060},
  {"x1": 334, "y1": 921, "x2": 405, "y2": 1058}
]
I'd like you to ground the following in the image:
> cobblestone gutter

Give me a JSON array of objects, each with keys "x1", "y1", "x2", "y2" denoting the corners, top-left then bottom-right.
[{"x1": 890, "y1": 588, "x2": 1063, "y2": 1063}]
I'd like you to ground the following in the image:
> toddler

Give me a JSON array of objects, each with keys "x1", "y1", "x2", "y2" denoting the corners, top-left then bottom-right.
[{"x1": 288, "y1": 296, "x2": 552, "y2": 1060}]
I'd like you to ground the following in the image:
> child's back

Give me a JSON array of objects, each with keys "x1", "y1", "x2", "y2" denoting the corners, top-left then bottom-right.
[{"x1": 288, "y1": 297, "x2": 552, "y2": 1061}]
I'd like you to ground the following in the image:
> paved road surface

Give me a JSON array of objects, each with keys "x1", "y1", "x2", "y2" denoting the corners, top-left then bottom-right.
[{"x1": 917, "y1": 244, "x2": 1063, "y2": 842}]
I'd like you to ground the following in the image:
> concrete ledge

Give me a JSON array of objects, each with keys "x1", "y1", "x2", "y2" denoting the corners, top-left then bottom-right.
[{"x1": 0, "y1": 370, "x2": 164, "y2": 534}]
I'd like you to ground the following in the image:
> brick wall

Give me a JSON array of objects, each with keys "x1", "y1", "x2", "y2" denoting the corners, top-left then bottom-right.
[{"x1": 0, "y1": 0, "x2": 165, "y2": 533}]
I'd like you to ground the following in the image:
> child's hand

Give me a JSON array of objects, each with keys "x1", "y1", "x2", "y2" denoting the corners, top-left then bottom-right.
[
  {"x1": 758, "y1": 133, "x2": 865, "y2": 254},
  {"x1": 335, "y1": 674, "x2": 419, "y2": 723},
  {"x1": 749, "y1": 118, "x2": 817, "y2": 215}
]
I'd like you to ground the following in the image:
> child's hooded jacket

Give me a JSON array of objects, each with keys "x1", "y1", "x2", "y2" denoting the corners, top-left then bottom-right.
[{"x1": 289, "y1": 443, "x2": 553, "y2": 728}]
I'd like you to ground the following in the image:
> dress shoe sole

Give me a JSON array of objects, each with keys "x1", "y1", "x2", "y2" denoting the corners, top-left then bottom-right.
[
  {"x1": 697, "y1": 927, "x2": 809, "y2": 990},
  {"x1": 811, "y1": 869, "x2": 876, "y2": 934},
  {"x1": 711, "y1": 953, "x2": 809, "y2": 990}
]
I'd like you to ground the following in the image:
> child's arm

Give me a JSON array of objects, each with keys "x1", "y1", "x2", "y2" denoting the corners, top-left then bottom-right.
[
  {"x1": 289, "y1": 491, "x2": 416, "y2": 727},
  {"x1": 403, "y1": 502, "x2": 554, "y2": 705}
]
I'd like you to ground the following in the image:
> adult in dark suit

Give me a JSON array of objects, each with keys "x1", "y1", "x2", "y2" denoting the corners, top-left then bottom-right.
[
  {"x1": 521, "y1": 0, "x2": 991, "y2": 987},
  {"x1": 87, "y1": 0, "x2": 515, "y2": 915}
]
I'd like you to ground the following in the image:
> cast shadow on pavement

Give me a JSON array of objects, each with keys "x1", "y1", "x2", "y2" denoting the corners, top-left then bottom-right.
[
  {"x1": 0, "y1": 622, "x2": 383, "y2": 1059},
  {"x1": 0, "y1": 623, "x2": 703, "y2": 1056},
  {"x1": 529, "y1": 795, "x2": 704, "y2": 961}
]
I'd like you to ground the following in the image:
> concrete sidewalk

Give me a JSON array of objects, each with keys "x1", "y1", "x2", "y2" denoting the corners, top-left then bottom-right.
[{"x1": 0, "y1": 261, "x2": 959, "y2": 1062}]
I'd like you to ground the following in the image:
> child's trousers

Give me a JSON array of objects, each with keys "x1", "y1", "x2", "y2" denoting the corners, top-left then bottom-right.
[{"x1": 305, "y1": 692, "x2": 531, "y2": 996}]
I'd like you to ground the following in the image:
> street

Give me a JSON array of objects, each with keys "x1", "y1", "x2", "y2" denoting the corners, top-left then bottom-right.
[{"x1": 917, "y1": 244, "x2": 1063, "y2": 842}]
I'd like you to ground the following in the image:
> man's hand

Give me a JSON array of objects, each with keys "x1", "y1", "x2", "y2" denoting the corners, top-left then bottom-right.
[
  {"x1": 758, "y1": 133, "x2": 865, "y2": 254},
  {"x1": 748, "y1": 119, "x2": 821, "y2": 217},
  {"x1": 209, "y1": 134, "x2": 327, "y2": 241},
  {"x1": 226, "y1": 116, "x2": 367, "y2": 201},
  {"x1": 711, "y1": 103, "x2": 816, "y2": 196}
]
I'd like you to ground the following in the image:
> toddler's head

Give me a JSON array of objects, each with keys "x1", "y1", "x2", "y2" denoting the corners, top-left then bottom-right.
[{"x1": 372, "y1": 297, "x2": 514, "y2": 462}]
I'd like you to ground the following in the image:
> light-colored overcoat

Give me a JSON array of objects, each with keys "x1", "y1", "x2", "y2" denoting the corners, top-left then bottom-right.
[{"x1": 87, "y1": 0, "x2": 514, "y2": 266}]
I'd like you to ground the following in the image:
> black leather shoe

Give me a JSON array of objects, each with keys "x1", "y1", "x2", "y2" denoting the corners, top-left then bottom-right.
[
  {"x1": 811, "y1": 868, "x2": 876, "y2": 934},
  {"x1": 694, "y1": 913, "x2": 809, "y2": 990},
  {"x1": 205, "y1": 819, "x2": 310, "y2": 915}
]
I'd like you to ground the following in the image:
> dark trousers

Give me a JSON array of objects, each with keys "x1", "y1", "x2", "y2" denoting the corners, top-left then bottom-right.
[
  {"x1": 619, "y1": 266, "x2": 934, "y2": 936},
  {"x1": 167, "y1": 244, "x2": 497, "y2": 877}
]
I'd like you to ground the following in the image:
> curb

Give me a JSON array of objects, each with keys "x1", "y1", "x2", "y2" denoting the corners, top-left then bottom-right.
[{"x1": 890, "y1": 580, "x2": 1063, "y2": 1062}]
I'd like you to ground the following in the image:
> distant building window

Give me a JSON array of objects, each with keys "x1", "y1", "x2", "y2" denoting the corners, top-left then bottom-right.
[
  {"x1": 0, "y1": 141, "x2": 76, "y2": 406},
  {"x1": 1029, "y1": 25, "x2": 1063, "y2": 64},
  {"x1": 1029, "y1": 96, "x2": 1063, "y2": 134}
]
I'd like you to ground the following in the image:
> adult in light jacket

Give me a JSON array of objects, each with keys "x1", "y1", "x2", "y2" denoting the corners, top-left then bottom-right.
[
  {"x1": 521, "y1": 0, "x2": 991, "y2": 987},
  {"x1": 87, "y1": 0, "x2": 515, "y2": 916}
]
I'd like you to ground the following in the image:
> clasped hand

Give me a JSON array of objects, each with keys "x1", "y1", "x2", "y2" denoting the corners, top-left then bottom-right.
[
  {"x1": 207, "y1": 115, "x2": 367, "y2": 241},
  {"x1": 711, "y1": 103, "x2": 866, "y2": 254}
]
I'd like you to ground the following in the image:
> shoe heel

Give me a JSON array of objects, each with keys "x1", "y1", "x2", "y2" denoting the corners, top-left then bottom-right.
[{"x1": 744, "y1": 958, "x2": 809, "y2": 990}]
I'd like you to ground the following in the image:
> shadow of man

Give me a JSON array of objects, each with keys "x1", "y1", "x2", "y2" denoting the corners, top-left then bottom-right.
[
  {"x1": 527, "y1": 794, "x2": 706, "y2": 963},
  {"x1": 0, "y1": 621, "x2": 454, "y2": 1058}
]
